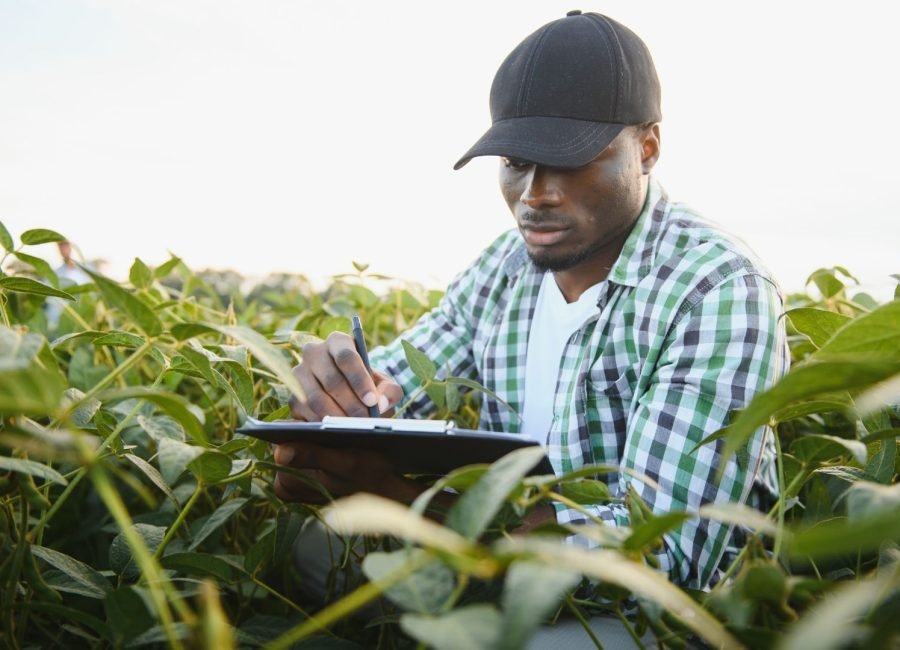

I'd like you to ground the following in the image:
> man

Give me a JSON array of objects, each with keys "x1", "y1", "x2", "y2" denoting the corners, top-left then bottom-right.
[{"x1": 275, "y1": 6, "x2": 787, "y2": 633}]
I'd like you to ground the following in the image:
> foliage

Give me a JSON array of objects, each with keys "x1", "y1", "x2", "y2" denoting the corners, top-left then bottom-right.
[{"x1": 1, "y1": 225, "x2": 899, "y2": 649}]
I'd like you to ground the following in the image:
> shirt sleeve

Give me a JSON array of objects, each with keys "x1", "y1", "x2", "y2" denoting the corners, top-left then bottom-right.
[
  {"x1": 367, "y1": 232, "x2": 519, "y2": 419},
  {"x1": 555, "y1": 272, "x2": 789, "y2": 588}
]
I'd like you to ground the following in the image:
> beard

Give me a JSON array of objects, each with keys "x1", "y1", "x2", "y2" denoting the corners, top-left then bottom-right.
[{"x1": 526, "y1": 238, "x2": 605, "y2": 273}]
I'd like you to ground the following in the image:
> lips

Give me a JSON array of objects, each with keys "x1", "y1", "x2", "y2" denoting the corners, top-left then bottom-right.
[{"x1": 521, "y1": 224, "x2": 569, "y2": 246}]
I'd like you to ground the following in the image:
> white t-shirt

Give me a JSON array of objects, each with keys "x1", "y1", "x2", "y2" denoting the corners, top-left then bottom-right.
[{"x1": 522, "y1": 273, "x2": 603, "y2": 444}]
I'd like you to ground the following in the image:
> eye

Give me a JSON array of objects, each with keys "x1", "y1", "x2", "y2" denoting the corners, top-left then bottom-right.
[{"x1": 501, "y1": 157, "x2": 532, "y2": 171}]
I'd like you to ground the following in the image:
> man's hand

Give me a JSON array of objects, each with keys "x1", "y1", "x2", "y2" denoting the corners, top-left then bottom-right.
[
  {"x1": 288, "y1": 332, "x2": 403, "y2": 420},
  {"x1": 273, "y1": 442, "x2": 423, "y2": 505},
  {"x1": 275, "y1": 332, "x2": 408, "y2": 505}
]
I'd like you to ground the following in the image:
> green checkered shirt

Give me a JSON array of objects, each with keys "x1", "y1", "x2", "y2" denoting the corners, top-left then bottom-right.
[{"x1": 369, "y1": 178, "x2": 788, "y2": 588}]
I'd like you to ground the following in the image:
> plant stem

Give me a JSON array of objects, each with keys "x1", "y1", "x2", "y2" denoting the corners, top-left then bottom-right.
[
  {"x1": 89, "y1": 458, "x2": 194, "y2": 648},
  {"x1": 30, "y1": 375, "x2": 164, "y2": 542},
  {"x1": 53, "y1": 339, "x2": 155, "y2": 426},
  {"x1": 773, "y1": 428, "x2": 787, "y2": 560},
  {"x1": 391, "y1": 383, "x2": 428, "y2": 418},
  {"x1": 153, "y1": 482, "x2": 203, "y2": 560},
  {"x1": 564, "y1": 594, "x2": 604, "y2": 649},
  {"x1": 614, "y1": 604, "x2": 646, "y2": 650}
]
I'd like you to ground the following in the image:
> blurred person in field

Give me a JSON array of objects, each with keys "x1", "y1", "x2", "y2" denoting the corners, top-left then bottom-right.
[
  {"x1": 45, "y1": 240, "x2": 92, "y2": 329},
  {"x1": 272, "y1": 10, "x2": 789, "y2": 646}
]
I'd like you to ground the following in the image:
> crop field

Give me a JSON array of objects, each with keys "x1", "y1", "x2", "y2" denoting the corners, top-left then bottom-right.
[{"x1": 1, "y1": 223, "x2": 898, "y2": 649}]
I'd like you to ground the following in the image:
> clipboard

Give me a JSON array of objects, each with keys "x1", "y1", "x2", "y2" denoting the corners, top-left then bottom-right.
[{"x1": 236, "y1": 416, "x2": 554, "y2": 476}]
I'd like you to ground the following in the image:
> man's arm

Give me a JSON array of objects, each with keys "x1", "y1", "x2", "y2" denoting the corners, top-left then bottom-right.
[{"x1": 557, "y1": 273, "x2": 787, "y2": 588}]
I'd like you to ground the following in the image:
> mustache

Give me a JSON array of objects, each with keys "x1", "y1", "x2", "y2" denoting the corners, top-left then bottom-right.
[{"x1": 518, "y1": 210, "x2": 572, "y2": 229}]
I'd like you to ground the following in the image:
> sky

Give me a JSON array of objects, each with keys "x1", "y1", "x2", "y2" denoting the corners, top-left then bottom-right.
[{"x1": 1, "y1": 1, "x2": 898, "y2": 299}]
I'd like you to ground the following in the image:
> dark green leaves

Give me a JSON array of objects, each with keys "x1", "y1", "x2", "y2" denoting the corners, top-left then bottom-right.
[{"x1": 0, "y1": 327, "x2": 66, "y2": 415}]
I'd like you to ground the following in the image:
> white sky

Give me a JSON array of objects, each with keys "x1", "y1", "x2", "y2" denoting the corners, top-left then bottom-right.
[{"x1": 1, "y1": 1, "x2": 898, "y2": 298}]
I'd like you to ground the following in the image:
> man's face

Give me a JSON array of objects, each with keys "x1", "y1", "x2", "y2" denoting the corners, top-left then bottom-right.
[{"x1": 499, "y1": 126, "x2": 657, "y2": 279}]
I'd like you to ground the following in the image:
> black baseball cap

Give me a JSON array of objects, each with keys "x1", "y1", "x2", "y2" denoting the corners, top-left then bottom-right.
[{"x1": 454, "y1": 10, "x2": 661, "y2": 170}]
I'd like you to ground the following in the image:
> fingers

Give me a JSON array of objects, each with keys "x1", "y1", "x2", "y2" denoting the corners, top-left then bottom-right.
[
  {"x1": 290, "y1": 332, "x2": 405, "y2": 421},
  {"x1": 373, "y1": 370, "x2": 403, "y2": 415},
  {"x1": 290, "y1": 332, "x2": 381, "y2": 420}
]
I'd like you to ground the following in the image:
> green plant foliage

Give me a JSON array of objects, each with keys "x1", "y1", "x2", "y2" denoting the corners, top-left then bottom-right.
[{"x1": 1, "y1": 227, "x2": 898, "y2": 649}]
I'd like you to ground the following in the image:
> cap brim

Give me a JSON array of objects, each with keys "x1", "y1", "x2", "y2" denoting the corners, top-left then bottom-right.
[{"x1": 453, "y1": 117, "x2": 625, "y2": 170}]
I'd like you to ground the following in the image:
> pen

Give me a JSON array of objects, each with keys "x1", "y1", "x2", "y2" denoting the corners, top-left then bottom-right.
[{"x1": 351, "y1": 314, "x2": 380, "y2": 417}]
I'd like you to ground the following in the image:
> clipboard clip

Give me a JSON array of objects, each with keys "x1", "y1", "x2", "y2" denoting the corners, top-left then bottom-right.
[{"x1": 321, "y1": 416, "x2": 455, "y2": 433}]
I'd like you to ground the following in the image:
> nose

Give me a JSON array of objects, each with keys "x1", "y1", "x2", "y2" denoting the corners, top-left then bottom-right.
[{"x1": 520, "y1": 166, "x2": 563, "y2": 209}]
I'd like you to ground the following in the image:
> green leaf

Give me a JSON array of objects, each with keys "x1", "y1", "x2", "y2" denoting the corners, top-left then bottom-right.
[
  {"x1": 187, "y1": 450, "x2": 232, "y2": 485},
  {"x1": 0, "y1": 327, "x2": 66, "y2": 415},
  {"x1": 0, "y1": 276, "x2": 73, "y2": 301},
  {"x1": 137, "y1": 414, "x2": 186, "y2": 442},
  {"x1": 109, "y1": 525, "x2": 165, "y2": 580},
  {"x1": 499, "y1": 561, "x2": 580, "y2": 650},
  {"x1": 157, "y1": 438, "x2": 203, "y2": 485},
  {"x1": 0, "y1": 456, "x2": 67, "y2": 486},
  {"x1": 325, "y1": 494, "x2": 472, "y2": 555},
  {"x1": 98, "y1": 388, "x2": 206, "y2": 444},
  {"x1": 424, "y1": 381, "x2": 446, "y2": 410},
  {"x1": 161, "y1": 552, "x2": 240, "y2": 582},
  {"x1": 221, "y1": 361, "x2": 254, "y2": 414},
  {"x1": 93, "y1": 331, "x2": 146, "y2": 349},
  {"x1": 402, "y1": 339, "x2": 436, "y2": 381},
  {"x1": 789, "y1": 514, "x2": 900, "y2": 560},
  {"x1": 623, "y1": 511, "x2": 692, "y2": 552},
  {"x1": 179, "y1": 345, "x2": 217, "y2": 386},
  {"x1": 401, "y1": 605, "x2": 503, "y2": 650},
  {"x1": 363, "y1": 549, "x2": 456, "y2": 615},
  {"x1": 445, "y1": 446, "x2": 546, "y2": 539},
  {"x1": 129, "y1": 258, "x2": 152, "y2": 289},
  {"x1": 152, "y1": 254, "x2": 182, "y2": 280},
  {"x1": 720, "y1": 358, "x2": 900, "y2": 468},
  {"x1": 559, "y1": 479, "x2": 610, "y2": 504},
  {"x1": 62, "y1": 387, "x2": 102, "y2": 428},
  {"x1": 80, "y1": 267, "x2": 162, "y2": 337},
  {"x1": 779, "y1": 568, "x2": 900, "y2": 650},
  {"x1": 32, "y1": 545, "x2": 111, "y2": 598},
  {"x1": 189, "y1": 498, "x2": 248, "y2": 551},
  {"x1": 104, "y1": 587, "x2": 153, "y2": 643},
  {"x1": 0, "y1": 220, "x2": 13, "y2": 251},
  {"x1": 739, "y1": 564, "x2": 787, "y2": 604},
  {"x1": 13, "y1": 251, "x2": 59, "y2": 287},
  {"x1": 698, "y1": 502, "x2": 778, "y2": 537},
  {"x1": 815, "y1": 299, "x2": 900, "y2": 361},
  {"x1": 445, "y1": 380, "x2": 461, "y2": 413},
  {"x1": 866, "y1": 440, "x2": 897, "y2": 484},
  {"x1": 792, "y1": 434, "x2": 868, "y2": 466},
  {"x1": 845, "y1": 481, "x2": 900, "y2": 521},
  {"x1": 447, "y1": 376, "x2": 521, "y2": 421},
  {"x1": 21, "y1": 228, "x2": 66, "y2": 245},
  {"x1": 173, "y1": 323, "x2": 304, "y2": 403},
  {"x1": 124, "y1": 453, "x2": 178, "y2": 505},
  {"x1": 501, "y1": 538, "x2": 743, "y2": 650},
  {"x1": 806, "y1": 267, "x2": 851, "y2": 299},
  {"x1": 272, "y1": 510, "x2": 305, "y2": 566},
  {"x1": 786, "y1": 308, "x2": 852, "y2": 349},
  {"x1": 772, "y1": 398, "x2": 852, "y2": 423}
]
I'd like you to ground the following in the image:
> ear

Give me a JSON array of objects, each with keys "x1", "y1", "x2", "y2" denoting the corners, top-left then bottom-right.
[{"x1": 639, "y1": 123, "x2": 661, "y2": 174}]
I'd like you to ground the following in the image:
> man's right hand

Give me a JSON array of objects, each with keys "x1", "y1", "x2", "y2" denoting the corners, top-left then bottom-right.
[{"x1": 288, "y1": 332, "x2": 403, "y2": 421}]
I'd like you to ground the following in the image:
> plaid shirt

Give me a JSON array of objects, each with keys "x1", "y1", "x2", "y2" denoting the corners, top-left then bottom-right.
[{"x1": 369, "y1": 178, "x2": 788, "y2": 588}]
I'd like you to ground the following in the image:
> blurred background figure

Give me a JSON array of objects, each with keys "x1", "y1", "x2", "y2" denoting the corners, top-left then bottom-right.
[{"x1": 45, "y1": 240, "x2": 92, "y2": 330}]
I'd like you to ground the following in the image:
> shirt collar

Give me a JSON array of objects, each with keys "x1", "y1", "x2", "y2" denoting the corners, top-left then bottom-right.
[{"x1": 607, "y1": 176, "x2": 667, "y2": 288}]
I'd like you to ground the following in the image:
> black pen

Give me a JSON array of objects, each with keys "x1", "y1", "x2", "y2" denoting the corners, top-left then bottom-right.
[{"x1": 351, "y1": 314, "x2": 380, "y2": 417}]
